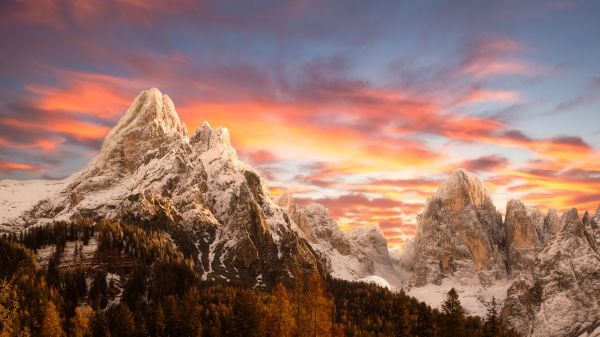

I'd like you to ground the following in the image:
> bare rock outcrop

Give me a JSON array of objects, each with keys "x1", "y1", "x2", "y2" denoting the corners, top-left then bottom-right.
[
  {"x1": 407, "y1": 169, "x2": 506, "y2": 286},
  {"x1": 504, "y1": 208, "x2": 600, "y2": 336},
  {"x1": 504, "y1": 199, "x2": 544, "y2": 277}
]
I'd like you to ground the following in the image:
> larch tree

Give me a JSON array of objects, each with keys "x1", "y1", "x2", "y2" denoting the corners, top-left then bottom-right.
[{"x1": 40, "y1": 301, "x2": 64, "y2": 337}]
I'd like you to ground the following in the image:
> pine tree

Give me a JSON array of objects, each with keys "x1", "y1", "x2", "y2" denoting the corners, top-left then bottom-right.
[
  {"x1": 0, "y1": 280, "x2": 26, "y2": 337},
  {"x1": 306, "y1": 272, "x2": 333, "y2": 337},
  {"x1": 483, "y1": 297, "x2": 500, "y2": 337},
  {"x1": 179, "y1": 287, "x2": 203, "y2": 337},
  {"x1": 90, "y1": 311, "x2": 110, "y2": 337},
  {"x1": 441, "y1": 288, "x2": 465, "y2": 337},
  {"x1": 106, "y1": 304, "x2": 135, "y2": 337},
  {"x1": 397, "y1": 289, "x2": 411, "y2": 337}
]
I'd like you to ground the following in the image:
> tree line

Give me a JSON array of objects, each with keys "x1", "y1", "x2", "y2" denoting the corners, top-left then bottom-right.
[{"x1": 0, "y1": 219, "x2": 519, "y2": 336}]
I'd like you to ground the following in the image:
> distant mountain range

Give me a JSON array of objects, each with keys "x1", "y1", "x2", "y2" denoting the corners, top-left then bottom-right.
[{"x1": 1, "y1": 88, "x2": 599, "y2": 337}]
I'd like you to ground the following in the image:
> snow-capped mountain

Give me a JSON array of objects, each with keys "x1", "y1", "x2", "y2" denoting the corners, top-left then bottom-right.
[
  {"x1": 402, "y1": 168, "x2": 600, "y2": 337},
  {"x1": 276, "y1": 191, "x2": 406, "y2": 288},
  {"x1": 0, "y1": 88, "x2": 319, "y2": 287},
  {"x1": 2, "y1": 88, "x2": 599, "y2": 337}
]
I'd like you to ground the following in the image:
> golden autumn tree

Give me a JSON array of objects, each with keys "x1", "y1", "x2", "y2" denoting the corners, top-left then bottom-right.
[
  {"x1": 264, "y1": 283, "x2": 296, "y2": 337},
  {"x1": 0, "y1": 280, "x2": 29, "y2": 337},
  {"x1": 292, "y1": 271, "x2": 334, "y2": 337},
  {"x1": 305, "y1": 272, "x2": 333, "y2": 337},
  {"x1": 70, "y1": 306, "x2": 93, "y2": 337},
  {"x1": 40, "y1": 302, "x2": 64, "y2": 337}
]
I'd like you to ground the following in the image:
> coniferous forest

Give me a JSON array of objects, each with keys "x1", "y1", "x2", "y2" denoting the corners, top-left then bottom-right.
[{"x1": 0, "y1": 220, "x2": 519, "y2": 337}]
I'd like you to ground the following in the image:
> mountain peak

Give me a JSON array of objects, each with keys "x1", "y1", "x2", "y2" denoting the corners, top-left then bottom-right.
[
  {"x1": 560, "y1": 208, "x2": 585, "y2": 238},
  {"x1": 86, "y1": 88, "x2": 188, "y2": 173},
  {"x1": 433, "y1": 168, "x2": 492, "y2": 209},
  {"x1": 190, "y1": 120, "x2": 237, "y2": 160},
  {"x1": 275, "y1": 190, "x2": 296, "y2": 210},
  {"x1": 109, "y1": 88, "x2": 187, "y2": 141}
]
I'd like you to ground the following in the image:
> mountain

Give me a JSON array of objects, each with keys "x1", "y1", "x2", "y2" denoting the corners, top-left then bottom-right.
[
  {"x1": 503, "y1": 208, "x2": 600, "y2": 337},
  {"x1": 403, "y1": 169, "x2": 510, "y2": 316},
  {"x1": 405, "y1": 169, "x2": 506, "y2": 287},
  {"x1": 0, "y1": 88, "x2": 319, "y2": 287},
  {"x1": 402, "y1": 169, "x2": 600, "y2": 336},
  {"x1": 2, "y1": 88, "x2": 600, "y2": 336},
  {"x1": 276, "y1": 191, "x2": 406, "y2": 288}
]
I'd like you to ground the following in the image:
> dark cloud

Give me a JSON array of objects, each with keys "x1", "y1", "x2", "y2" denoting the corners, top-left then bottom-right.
[{"x1": 459, "y1": 155, "x2": 508, "y2": 172}]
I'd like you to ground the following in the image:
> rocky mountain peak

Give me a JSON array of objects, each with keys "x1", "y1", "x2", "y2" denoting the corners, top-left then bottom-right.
[
  {"x1": 190, "y1": 120, "x2": 237, "y2": 161},
  {"x1": 433, "y1": 168, "x2": 492, "y2": 210},
  {"x1": 543, "y1": 208, "x2": 560, "y2": 239},
  {"x1": 593, "y1": 206, "x2": 600, "y2": 223},
  {"x1": 349, "y1": 225, "x2": 388, "y2": 255},
  {"x1": 89, "y1": 88, "x2": 189, "y2": 174},
  {"x1": 408, "y1": 169, "x2": 505, "y2": 287},
  {"x1": 504, "y1": 199, "x2": 544, "y2": 276},
  {"x1": 560, "y1": 208, "x2": 585, "y2": 238},
  {"x1": 276, "y1": 191, "x2": 296, "y2": 210},
  {"x1": 106, "y1": 88, "x2": 187, "y2": 145}
]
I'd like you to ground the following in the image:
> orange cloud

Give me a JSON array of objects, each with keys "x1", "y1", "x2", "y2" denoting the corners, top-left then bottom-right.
[
  {"x1": 26, "y1": 71, "x2": 139, "y2": 119},
  {"x1": 1, "y1": 117, "x2": 109, "y2": 142},
  {"x1": 0, "y1": 160, "x2": 39, "y2": 172},
  {"x1": 459, "y1": 86, "x2": 521, "y2": 105}
]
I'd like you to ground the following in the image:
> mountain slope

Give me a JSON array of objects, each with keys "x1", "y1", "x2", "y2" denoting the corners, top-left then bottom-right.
[
  {"x1": 504, "y1": 208, "x2": 600, "y2": 337},
  {"x1": 276, "y1": 191, "x2": 406, "y2": 288},
  {"x1": 0, "y1": 88, "x2": 319, "y2": 287}
]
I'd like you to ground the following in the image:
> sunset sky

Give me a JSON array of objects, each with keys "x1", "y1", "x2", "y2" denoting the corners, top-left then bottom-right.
[{"x1": 1, "y1": 0, "x2": 600, "y2": 249}]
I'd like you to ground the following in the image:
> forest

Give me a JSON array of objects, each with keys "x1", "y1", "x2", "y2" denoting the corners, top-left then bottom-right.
[{"x1": 0, "y1": 220, "x2": 519, "y2": 337}]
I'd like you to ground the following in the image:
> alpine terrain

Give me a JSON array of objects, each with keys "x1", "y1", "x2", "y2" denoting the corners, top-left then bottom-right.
[{"x1": 1, "y1": 88, "x2": 599, "y2": 337}]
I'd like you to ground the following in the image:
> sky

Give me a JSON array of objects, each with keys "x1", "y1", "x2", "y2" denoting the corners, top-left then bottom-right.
[{"x1": 1, "y1": 0, "x2": 600, "y2": 250}]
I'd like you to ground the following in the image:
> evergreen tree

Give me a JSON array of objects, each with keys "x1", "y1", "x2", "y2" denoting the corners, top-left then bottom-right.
[
  {"x1": 441, "y1": 288, "x2": 465, "y2": 337},
  {"x1": 0, "y1": 280, "x2": 29, "y2": 337},
  {"x1": 397, "y1": 289, "x2": 411, "y2": 337},
  {"x1": 483, "y1": 297, "x2": 500, "y2": 337},
  {"x1": 90, "y1": 311, "x2": 110, "y2": 337},
  {"x1": 106, "y1": 304, "x2": 135, "y2": 337}
]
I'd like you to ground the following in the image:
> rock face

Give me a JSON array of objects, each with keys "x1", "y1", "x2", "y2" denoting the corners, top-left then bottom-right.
[
  {"x1": 504, "y1": 208, "x2": 600, "y2": 337},
  {"x1": 407, "y1": 169, "x2": 506, "y2": 287},
  {"x1": 504, "y1": 199, "x2": 544, "y2": 277},
  {"x1": 543, "y1": 208, "x2": 561, "y2": 241},
  {"x1": 0, "y1": 88, "x2": 319, "y2": 287},
  {"x1": 405, "y1": 169, "x2": 600, "y2": 336},
  {"x1": 276, "y1": 192, "x2": 405, "y2": 288},
  {"x1": 2, "y1": 89, "x2": 600, "y2": 336}
]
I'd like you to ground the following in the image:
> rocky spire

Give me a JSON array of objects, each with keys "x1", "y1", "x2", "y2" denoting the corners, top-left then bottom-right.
[
  {"x1": 560, "y1": 208, "x2": 585, "y2": 238},
  {"x1": 506, "y1": 206, "x2": 600, "y2": 337},
  {"x1": 275, "y1": 191, "x2": 316, "y2": 242},
  {"x1": 91, "y1": 88, "x2": 189, "y2": 174},
  {"x1": 581, "y1": 210, "x2": 599, "y2": 253},
  {"x1": 543, "y1": 208, "x2": 560, "y2": 240},
  {"x1": 433, "y1": 168, "x2": 493, "y2": 211},
  {"x1": 408, "y1": 169, "x2": 505, "y2": 286},
  {"x1": 504, "y1": 199, "x2": 544, "y2": 276},
  {"x1": 190, "y1": 120, "x2": 237, "y2": 160}
]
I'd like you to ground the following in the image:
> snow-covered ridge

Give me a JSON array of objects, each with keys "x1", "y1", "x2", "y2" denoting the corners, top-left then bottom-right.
[
  {"x1": 0, "y1": 88, "x2": 318, "y2": 287},
  {"x1": 276, "y1": 192, "x2": 408, "y2": 289},
  {"x1": 404, "y1": 169, "x2": 600, "y2": 336},
  {"x1": 2, "y1": 88, "x2": 599, "y2": 337}
]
